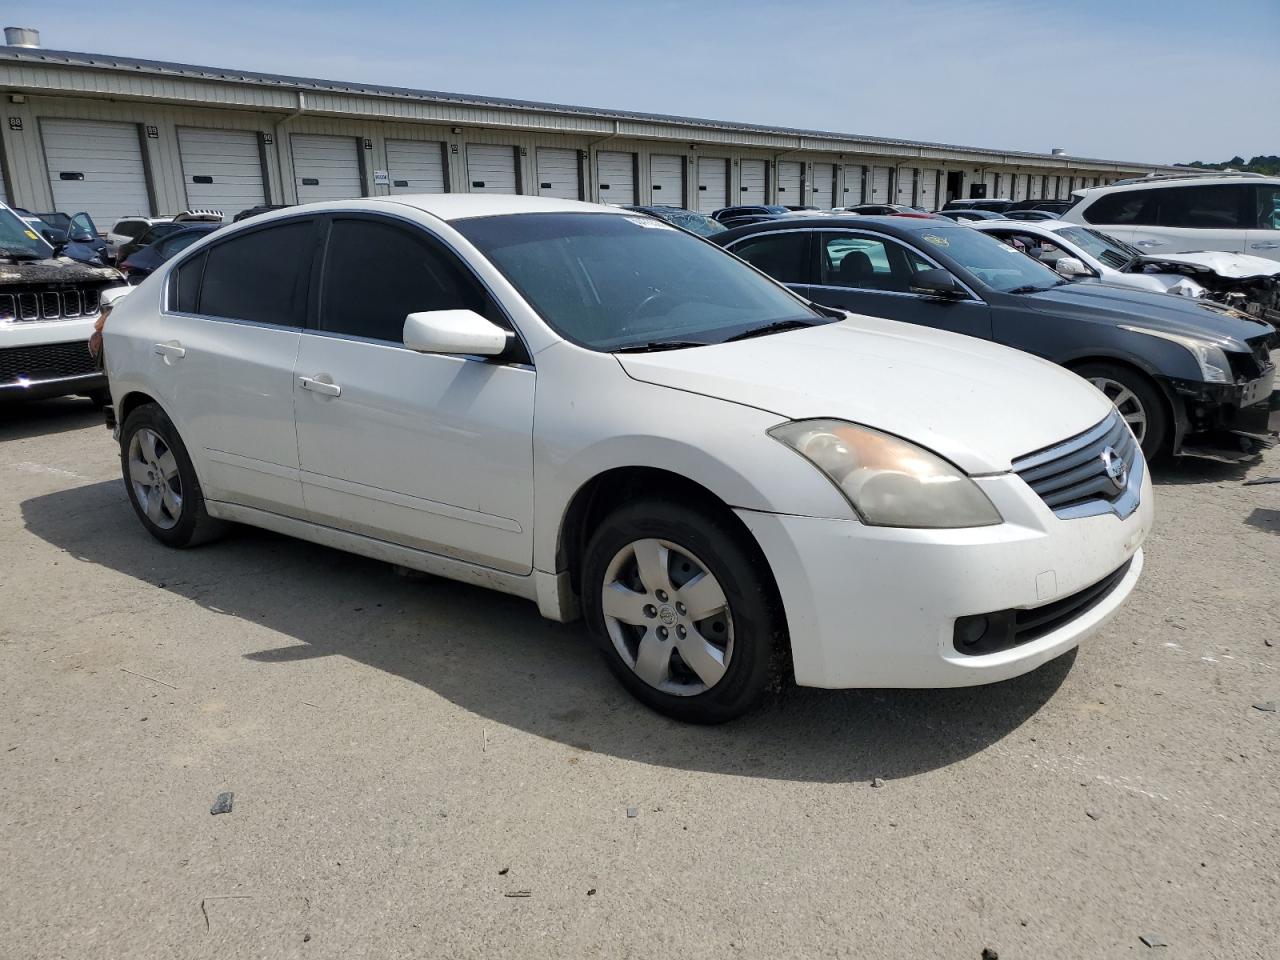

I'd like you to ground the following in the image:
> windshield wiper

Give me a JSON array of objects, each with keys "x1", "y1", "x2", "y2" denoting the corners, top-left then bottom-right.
[
  {"x1": 1007, "y1": 284, "x2": 1052, "y2": 295},
  {"x1": 613, "y1": 339, "x2": 710, "y2": 353},
  {"x1": 721, "y1": 319, "x2": 821, "y2": 342}
]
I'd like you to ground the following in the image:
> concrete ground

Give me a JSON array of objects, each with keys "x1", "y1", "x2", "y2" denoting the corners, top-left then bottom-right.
[{"x1": 1, "y1": 396, "x2": 1277, "y2": 960}]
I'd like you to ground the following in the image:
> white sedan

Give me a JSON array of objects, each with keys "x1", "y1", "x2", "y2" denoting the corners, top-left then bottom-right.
[{"x1": 102, "y1": 195, "x2": 1151, "y2": 722}]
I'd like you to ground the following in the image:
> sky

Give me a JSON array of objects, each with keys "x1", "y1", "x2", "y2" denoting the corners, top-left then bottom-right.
[{"x1": 6, "y1": 0, "x2": 1277, "y2": 165}]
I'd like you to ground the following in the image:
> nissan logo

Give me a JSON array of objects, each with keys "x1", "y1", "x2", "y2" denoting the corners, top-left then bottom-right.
[{"x1": 1100, "y1": 446, "x2": 1128, "y2": 491}]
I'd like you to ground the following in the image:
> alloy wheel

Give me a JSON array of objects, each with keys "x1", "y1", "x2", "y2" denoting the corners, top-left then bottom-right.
[
  {"x1": 127, "y1": 427, "x2": 183, "y2": 530},
  {"x1": 600, "y1": 538, "x2": 733, "y2": 696},
  {"x1": 1089, "y1": 376, "x2": 1147, "y2": 445}
]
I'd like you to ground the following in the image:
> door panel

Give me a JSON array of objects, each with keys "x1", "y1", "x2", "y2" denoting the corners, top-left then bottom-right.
[
  {"x1": 291, "y1": 134, "x2": 362, "y2": 202},
  {"x1": 596, "y1": 151, "x2": 636, "y2": 205},
  {"x1": 466, "y1": 144, "x2": 519, "y2": 194},
  {"x1": 696, "y1": 158, "x2": 728, "y2": 212},
  {"x1": 42, "y1": 119, "x2": 150, "y2": 226},
  {"x1": 386, "y1": 139, "x2": 447, "y2": 194},
  {"x1": 649, "y1": 154, "x2": 684, "y2": 206},
  {"x1": 776, "y1": 161, "x2": 802, "y2": 205},
  {"x1": 177, "y1": 128, "x2": 266, "y2": 219},
  {"x1": 813, "y1": 163, "x2": 835, "y2": 209},
  {"x1": 870, "y1": 166, "x2": 892, "y2": 203},
  {"x1": 739, "y1": 159, "x2": 767, "y2": 204},
  {"x1": 536, "y1": 148, "x2": 580, "y2": 199}
]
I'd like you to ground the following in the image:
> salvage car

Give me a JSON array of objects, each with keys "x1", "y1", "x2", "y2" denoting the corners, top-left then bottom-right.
[
  {"x1": 623, "y1": 205, "x2": 726, "y2": 237},
  {"x1": 942, "y1": 198, "x2": 1014, "y2": 213},
  {"x1": 103, "y1": 195, "x2": 1150, "y2": 722},
  {"x1": 715, "y1": 215, "x2": 1279, "y2": 459},
  {"x1": 711, "y1": 205, "x2": 794, "y2": 228},
  {"x1": 0, "y1": 202, "x2": 124, "y2": 404},
  {"x1": 937, "y1": 209, "x2": 1006, "y2": 223},
  {"x1": 119, "y1": 224, "x2": 221, "y2": 283}
]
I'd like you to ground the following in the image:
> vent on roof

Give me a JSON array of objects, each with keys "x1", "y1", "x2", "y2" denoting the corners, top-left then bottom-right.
[{"x1": 4, "y1": 26, "x2": 40, "y2": 48}]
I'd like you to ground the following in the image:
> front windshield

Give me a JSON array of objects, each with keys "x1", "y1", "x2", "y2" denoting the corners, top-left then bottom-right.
[
  {"x1": 0, "y1": 205, "x2": 56, "y2": 259},
  {"x1": 1057, "y1": 226, "x2": 1138, "y2": 268},
  {"x1": 922, "y1": 225, "x2": 1063, "y2": 293},
  {"x1": 456, "y1": 212, "x2": 823, "y2": 350}
]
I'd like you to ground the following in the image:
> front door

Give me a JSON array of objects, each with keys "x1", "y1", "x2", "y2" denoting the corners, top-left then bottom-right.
[{"x1": 293, "y1": 214, "x2": 535, "y2": 574}]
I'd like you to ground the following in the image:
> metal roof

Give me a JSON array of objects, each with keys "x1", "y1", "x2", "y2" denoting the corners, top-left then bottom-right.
[{"x1": 0, "y1": 45, "x2": 1183, "y2": 172}]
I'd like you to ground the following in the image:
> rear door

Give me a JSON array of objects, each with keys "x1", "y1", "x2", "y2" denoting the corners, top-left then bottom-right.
[{"x1": 1245, "y1": 182, "x2": 1280, "y2": 262}]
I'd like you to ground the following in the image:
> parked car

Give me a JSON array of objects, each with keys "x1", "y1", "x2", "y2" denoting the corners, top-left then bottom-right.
[
  {"x1": 233, "y1": 204, "x2": 292, "y2": 223},
  {"x1": 106, "y1": 216, "x2": 172, "y2": 263},
  {"x1": 1007, "y1": 199, "x2": 1076, "y2": 216},
  {"x1": 943, "y1": 198, "x2": 1014, "y2": 213},
  {"x1": 103, "y1": 195, "x2": 1151, "y2": 722},
  {"x1": 1002, "y1": 209, "x2": 1061, "y2": 221},
  {"x1": 843, "y1": 204, "x2": 920, "y2": 216},
  {"x1": 13, "y1": 209, "x2": 108, "y2": 264},
  {"x1": 0, "y1": 202, "x2": 125, "y2": 404},
  {"x1": 937, "y1": 209, "x2": 1006, "y2": 223},
  {"x1": 116, "y1": 222, "x2": 190, "y2": 265},
  {"x1": 1062, "y1": 173, "x2": 1280, "y2": 262},
  {"x1": 711, "y1": 205, "x2": 793, "y2": 228},
  {"x1": 624, "y1": 206, "x2": 726, "y2": 237},
  {"x1": 714, "y1": 215, "x2": 1279, "y2": 459},
  {"x1": 119, "y1": 224, "x2": 221, "y2": 282}
]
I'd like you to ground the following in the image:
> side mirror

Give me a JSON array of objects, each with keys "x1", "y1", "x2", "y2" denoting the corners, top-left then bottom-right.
[
  {"x1": 1054, "y1": 256, "x2": 1090, "y2": 278},
  {"x1": 910, "y1": 268, "x2": 965, "y2": 298},
  {"x1": 402, "y1": 309, "x2": 509, "y2": 356}
]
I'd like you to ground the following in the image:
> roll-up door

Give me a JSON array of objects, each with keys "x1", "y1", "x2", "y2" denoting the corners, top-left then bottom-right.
[
  {"x1": 896, "y1": 167, "x2": 917, "y2": 206},
  {"x1": 870, "y1": 166, "x2": 892, "y2": 202},
  {"x1": 983, "y1": 171, "x2": 998, "y2": 198},
  {"x1": 649, "y1": 154, "x2": 684, "y2": 206},
  {"x1": 42, "y1": 119, "x2": 150, "y2": 226},
  {"x1": 696, "y1": 157, "x2": 728, "y2": 213},
  {"x1": 596, "y1": 151, "x2": 635, "y2": 205},
  {"x1": 776, "y1": 161, "x2": 802, "y2": 204},
  {"x1": 1012, "y1": 174, "x2": 1027, "y2": 201},
  {"x1": 534, "y1": 148, "x2": 579, "y2": 199},
  {"x1": 739, "y1": 159, "x2": 766, "y2": 204},
  {"x1": 813, "y1": 163, "x2": 835, "y2": 209},
  {"x1": 1062, "y1": 176, "x2": 1074, "y2": 197},
  {"x1": 177, "y1": 128, "x2": 265, "y2": 220},
  {"x1": 919, "y1": 168, "x2": 939, "y2": 210},
  {"x1": 386, "y1": 139, "x2": 447, "y2": 195},
  {"x1": 466, "y1": 144, "x2": 518, "y2": 194},
  {"x1": 843, "y1": 166, "x2": 864, "y2": 206},
  {"x1": 1028, "y1": 175, "x2": 1043, "y2": 200},
  {"x1": 291, "y1": 134, "x2": 362, "y2": 202}
]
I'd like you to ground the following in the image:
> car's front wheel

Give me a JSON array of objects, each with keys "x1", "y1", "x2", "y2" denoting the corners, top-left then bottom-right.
[
  {"x1": 1075, "y1": 361, "x2": 1167, "y2": 459},
  {"x1": 582, "y1": 500, "x2": 783, "y2": 723}
]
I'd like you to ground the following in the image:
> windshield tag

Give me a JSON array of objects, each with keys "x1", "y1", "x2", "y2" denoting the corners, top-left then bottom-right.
[
  {"x1": 921, "y1": 233, "x2": 949, "y2": 247},
  {"x1": 23, "y1": 230, "x2": 38, "y2": 241},
  {"x1": 623, "y1": 216, "x2": 674, "y2": 230}
]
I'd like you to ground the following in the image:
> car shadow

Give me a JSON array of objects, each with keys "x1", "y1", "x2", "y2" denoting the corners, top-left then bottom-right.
[
  {"x1": 0, "y1": 396, "x2": 103, "y2": 440},
  {"x1": 1151, "y1": 454, "x2": 1252, "y2": 487},
  {"x1": 21, "y1": 480, "x2": 1074, "y2": 784}
]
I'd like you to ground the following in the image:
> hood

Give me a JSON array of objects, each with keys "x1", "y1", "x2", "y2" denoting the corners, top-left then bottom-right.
[
  {"x1": 617, "y1": 316, "x2": 1112, "y2": 474},
  {"x1": 0, "y1": 258, "x2": 121, "y2": 285},
  {"x1": 1020, "y1": 282, "x2": 1272, "y2": 347},
  {"x1": 1137, "y1": 250, "x2": 1280, "y2": 281}
]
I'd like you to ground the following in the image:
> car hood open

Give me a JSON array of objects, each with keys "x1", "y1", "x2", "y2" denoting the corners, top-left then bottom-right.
[{"x1": 616, "y1": 315, "x2": 1112, "y2": 474}]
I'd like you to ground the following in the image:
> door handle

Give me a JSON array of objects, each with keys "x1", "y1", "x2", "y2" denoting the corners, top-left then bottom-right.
[
  {"x1": 1133, "y1": 240, "x2": 1166, "y2": 248},
  {"x1": 298, "y1": 375, "x2": 341, "y2": 398},
  {"x1": 1250, "y1": 241, "x2": 1280, "y2": 250},
  {"x1": 153, "y1": 341, "x2": 185, "y2": 360}
]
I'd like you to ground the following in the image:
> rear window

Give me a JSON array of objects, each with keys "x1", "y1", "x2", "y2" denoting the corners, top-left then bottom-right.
[
  {"x1": 191, "y1": 220, "x2": 314, "y2": 326},
  {"x1": 1157, "y1": 184, "x2": 1247, "y2": 229},
  {"x1": 112, "y1": 220, "x2": 149, "y2": 239}
]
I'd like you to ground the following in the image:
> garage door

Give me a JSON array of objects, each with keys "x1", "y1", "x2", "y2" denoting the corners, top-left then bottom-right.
[
  {"x1": 919, "y1": 168, "x2": 939, "y2": 210},
  {"x1": 649, "y1": 154, "x2": 684, "y2": 206},
  {"x1": 776, "y1": 161, "x2": 802, "y2": 204},
  {"x1": 739, "y1": 159, "x2": 766, "y2": 204},
  {"x1": 596, "y1": 151, "x2": 635, "y2": 205},
  {"x1": 466, "y1": 144, "x2": 518, "y2": 194},
  {"x1": 535, "y1": 148, "x2": 579, "y2": 199},
  {"x1": 42, "y1": 119, "x2": 150, "y2": 227},
  {"x1": 696, "y1": 157, "x2": 728, "y2": 213},
  {"x1": 813, "y1": 163, "x2": 835, "y2": 209},
  {"x1": 983, "y1": 171, "x2": 998, "y2": 198},
  {"x1": 1029, "y1": 175, "x2": 1043, "y2": 200},
  {"x1": 386, "y1": 139, "x2": 447, "y2": 195},
  {"x1": 291, "y1": 134, "x2": 362, "y2": 202},
  {"x1": 895, "y1": 168, "x2": 916, "y2": 206},
  {"x1": 1012, "y1": 174, "x2": 1027, "y2": 201},
  {"x1": 177, "y1": 128, "x2": 265, "y2": 221},
  {"x1": 843, "y1": 166, "x2": 864, "y2": 206},
  {"x1": 870, "y1": 166, "x2": 892, "y2": 203}
]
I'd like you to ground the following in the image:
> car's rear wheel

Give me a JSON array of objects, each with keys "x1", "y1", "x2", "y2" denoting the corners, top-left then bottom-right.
[
  {"x1": 119, "y1": 403, "x2": 226, "y2": 548},
  {"x1": 581, "y1": 500, "x2": 782, "y2": 723},
  {"x1": 1075, "y1": 362, "x2": 1167, "y2": 459}
]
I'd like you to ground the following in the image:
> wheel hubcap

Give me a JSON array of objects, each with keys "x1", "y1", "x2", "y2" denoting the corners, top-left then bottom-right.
[
  {"x1": 601, "y1": 538, "x2": 733, "y2": 696},
  {"x1": 1089, "y1": 377, "x2": 1147, "y2": 444},
  {"x1": 127, "y1": 427, "x2": 183, "y2": 530}
]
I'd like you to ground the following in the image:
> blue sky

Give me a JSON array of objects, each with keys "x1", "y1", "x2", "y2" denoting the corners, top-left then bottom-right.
[{"x1": 8, "y1": 0, "x2": 1277, "y2": 164}]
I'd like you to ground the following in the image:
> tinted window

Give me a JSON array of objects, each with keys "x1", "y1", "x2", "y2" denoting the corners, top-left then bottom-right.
[
  {"x1": 201, "y1": 220, "x2": 314, "y2": 326},
  {"x1": 319, "y1": 217, "x2": 490, "y2": 344},
  {"x1": 731, "y1": 232, "x2": 811, "y2": 284},
  {"x1": 172, "y1": 251, "x2": 206, "y2": 314},
  {"x1": 1158, "y1": 184, "x2": 1246, "y2": 229},
  {"x1": 158, "y1": 230, "x2": 209, "y2": 260},
  {"x1": 113, "y1": 220, "x2": 149, "y2": 239},
  {"x1": 819, "y1": 234, "x2": 923, "y2": 292},
  {"x1": 1082, "y1": 189, "x2": 1157, "y2": 225},
  {"x1": 1252, "y1": 185, "x2": 1279, "y2": 230}
]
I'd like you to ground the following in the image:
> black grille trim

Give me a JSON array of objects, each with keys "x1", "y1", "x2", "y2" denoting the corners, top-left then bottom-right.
[
  {"x1": 0, "y1": 341, "x2": 97, "y2": 384},
  {"x1": 0, "y1": 286, "x2": 102, "y2": 323}
]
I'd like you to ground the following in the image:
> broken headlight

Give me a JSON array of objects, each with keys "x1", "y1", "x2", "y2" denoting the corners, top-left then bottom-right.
[{"x1": 1119, "y1": 326, "x2": 1232, "y2": 383}]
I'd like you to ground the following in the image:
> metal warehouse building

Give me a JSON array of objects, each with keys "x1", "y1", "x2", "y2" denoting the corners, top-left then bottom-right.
[{"x1": 0, "y1": 37, "x2": 1183, "y2": 228}]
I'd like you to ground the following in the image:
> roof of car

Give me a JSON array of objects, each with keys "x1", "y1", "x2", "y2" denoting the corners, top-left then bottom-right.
[
  {"x1": 715, "y1": 215, "x2": 969, "y2": 243},
  {"x1": 373, "y1": 194, "x2": 617, "y2": 221},
  {"x1": 974, "y1": 218, "x2": 1073, "y2": 233}
]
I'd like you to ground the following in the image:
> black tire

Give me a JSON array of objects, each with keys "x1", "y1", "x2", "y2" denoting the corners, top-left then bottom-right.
[
  {"x1": 86, "y1": 388, "x2": 112, "y2": 408},
  {"x1": 119, "y1": 402, "x2": 227, "y2": 548},
  {"x1": 581, "y1": 499, "x2": 783, "y2": 723},
  {"x1": 1074, "y1": 361, "x2": 1168, "y2": 460}
]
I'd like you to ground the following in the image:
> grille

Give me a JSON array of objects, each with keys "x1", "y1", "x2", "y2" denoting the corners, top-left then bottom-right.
[
  {"x1": 1013, "y1": 558, "x2": 1133, "y2": 643},
  {"x1": 0, "y1": 287, "x2": 102, "y2": 323},
  {"x1": 1012, "y1": 411, "x2": 1139, "y2": 515},
  {"x1": 0, "y1": 341, "x2": 97, "y2": 385}
]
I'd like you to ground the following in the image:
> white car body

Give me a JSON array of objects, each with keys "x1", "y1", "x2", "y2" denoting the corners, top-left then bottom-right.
[{"x1": 103, "y1": 195, "x2": 1151, "y2": 706}]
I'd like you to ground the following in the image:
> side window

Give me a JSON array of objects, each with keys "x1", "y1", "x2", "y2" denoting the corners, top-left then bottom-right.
[
  {"x1": 159, "y1": 232, "x2": 206, "y2": 259},
  {"x1": 319, "y1": 217, "x2": 492, "y2": 344},
  {"x1": 1158, "y1": 184, "x2": 1246, "y2": 229},
  {"x1": 200, "y1": 219, "x2": 315, "y2": 326},
  {"x1": 1252, "y1": 185, "x2": 1279, "y2": 230},
  {"x1": 730, "y1": 232, "x2": 811, "y2": 284},
  {"x1": 1082, "y1": 189, "x2": 1157, "y2": 226},
  {"x1": 171, "y1": 251, "x2": 206, "y2": 314},
  {"x1": 820, "y1": 233, "x2": 930, "y2": 292}
]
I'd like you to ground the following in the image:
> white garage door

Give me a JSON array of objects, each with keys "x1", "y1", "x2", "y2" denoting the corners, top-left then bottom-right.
[
  {"x1": 697, "y1": 157, "x2": 728, "y2": 213},
  {"x1": 1029, "y1": 175, "x2": 1043, "y2": 200},
  {"x1": 739, "y1": 159, "x2": 766, "y2": 204},
  {"x1": 776, "y1": 161, "x2": 802, "y2": 204},
  {"x1": 535, "y1": 148, "x2": 579, "y2": 199},
  {"x1": 895, "y1": 168, "x2": 916, "y2": 206},
  {"x1": 871, "y1": 166, "x2": 892, "y2": 203},
  {"x1": 983, "y1": 171, "x2": 998, "y2": 198},
  {"x1": 466, "y1": 144, "x2": 518, "y2": 194},
  {"x1": 919, "y1": 168, "x2": 939, "y2": 210},
  {"x1": 843, "y1": 166, "x2": 864, "y2": 206},
  {"x1": 387, "y1": 139, "x2": 447, "y2": 195},
  {"x1": 813, "y1": 163, "x2": 835, "y2": 209},
  {"x1": 596, "y1": 151, "x2": 635, "y2": 205},
  {"x1": 649, "y1": 154, "x2": 684, "y2": 206},
  {"x1": 42, "y1": 119, "x2": 150, "y2": 226},
  {"x1": 291, "y1": 134, "x2": 362, "y2": 202},
  {"x1": 177, "y1": 128, "x2": 265, "y2": 221},
  {"x1": 1012, "y1": 174, "x2": 1027, "y2": 201}
]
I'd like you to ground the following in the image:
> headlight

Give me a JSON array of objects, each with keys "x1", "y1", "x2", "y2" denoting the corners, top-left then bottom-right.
[
  {"x1": 1119, "y1": 325, "x2": 1231, "y2": 383},
  {"x1": 769, "y1": 419, "x2": 1002, "y2": 528}
]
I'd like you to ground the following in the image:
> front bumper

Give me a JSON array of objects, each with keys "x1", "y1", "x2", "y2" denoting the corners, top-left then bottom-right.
[
  {"x1": 0, "y1": 370, "x2": 106, "y2": 401},
  {"x1": 736, "y1": 467, "x2": 1153, "y2": 689}
]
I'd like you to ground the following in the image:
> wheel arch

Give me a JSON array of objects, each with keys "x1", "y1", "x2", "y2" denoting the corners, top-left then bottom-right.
[{"x1": 1063, "y1": 355, "x2": 1184, "y2": 453}]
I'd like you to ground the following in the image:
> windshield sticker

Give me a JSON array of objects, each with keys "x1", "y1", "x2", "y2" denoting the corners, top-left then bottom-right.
[
  {"x1": 921, "y1": 233, "x2": 949, "y2": 247},
  {"x1": 24, "y1": 230, "x2": 38, "y2": 241},
  {"x1": 623, "y1": 216, "x2": 674, "y2": 230}
]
